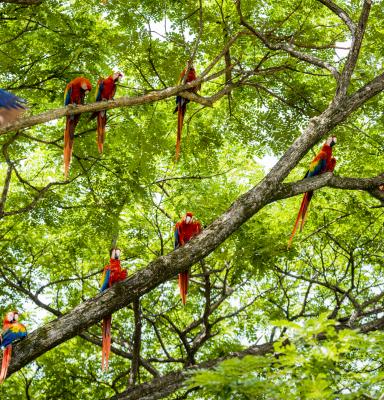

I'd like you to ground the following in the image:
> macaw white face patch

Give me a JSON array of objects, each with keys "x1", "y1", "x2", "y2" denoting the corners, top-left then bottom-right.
[
  {"x1": 185, "y1": 216, "x2": 192, "y2": 224},
  {"x1": 13, "y1": 313, "x2": 19, "y2": 321},
  {"x1": 6, "y1": 312, "x2": 14, "y2": 322},
  {"x1": 326, "y1": 136, "x2": 337, "y2": 146},
  {"x1": 113, "y1": 72, "x2": 123, "y2": 81},
  {"x1": 111, "y1": 249, "x2": 121, "y2": 259}
]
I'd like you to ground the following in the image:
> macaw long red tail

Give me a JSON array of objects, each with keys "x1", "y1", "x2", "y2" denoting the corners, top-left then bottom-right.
[
  {"x1": 176, "y1": 105, "x2": 185, "y2": 161},
  {"x1": 178, "y1": 270, "x2": 189, "y2": 305},
  {"x1": 97, "y1": 111, "x2": 107, "y2": 154},
  {"x1": 288, "y1": 191, "x2": 313, "y2": 248},
  {"x1": 0, "y1": 346, "x2": 12, "y2": 384},
  {"x1": 64, "y1": 115, "x2": 79, "y2": 179},
  {"x1": 101, "y1": 315, "x2": 112, "y2": 371}
]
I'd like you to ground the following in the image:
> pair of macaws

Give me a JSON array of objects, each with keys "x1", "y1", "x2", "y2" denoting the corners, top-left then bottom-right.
[
  {"x1": 0, "y1": 311, "x2": 27, "y2": 383},
  {"x1": 99, "y1": 248, "x2": 127, "y2": 371},
  {"x1": 63, "y1": 72, "x2": 123, "y2": 178},
  {"x1": 0, "y1": 89, "x2": 27, "y2": 126}
]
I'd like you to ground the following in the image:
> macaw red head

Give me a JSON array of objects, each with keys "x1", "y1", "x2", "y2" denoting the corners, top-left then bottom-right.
[
  {"x1": 326, "y1": 136, "x2": 337, "y2": 147},
  {"x1": 80, "y1": 78, "x2": 92, "y2": 94},
  {"x1": 185, "y1": 212, "x2": 194, "y2": 224},
  {"x1": 110, "y1": 248, "x2": 121, "y2": 260},
  {"x1": 112, "y1": 72, "x2": 123, "y2": 82}
]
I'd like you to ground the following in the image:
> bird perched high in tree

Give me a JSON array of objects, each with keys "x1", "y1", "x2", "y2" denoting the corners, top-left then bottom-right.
[
  {"x1": 173, "y1": 64, "x2": 200, "y2": 161},
  {"x1": 0, "y1": 89, "x2": 26, "y2": 126},
  {"x1": 93, "y1": 72, "x2": 123, "y2": 153},
  {"x1": 174, "y1": 212, "x2": 202, "y2": 305},
  {"x1": 288, "y1": 136, "x2": 337, "y2": 247},
  {"x1": 0, "y1": 311, "x2": 27, "y2": 384},
  {"x1": 99, "y1": 248, "x2": 127, "y2": 371},
  {"x1": 63, "y1": 77, "x2": 92, "y2": 179}
]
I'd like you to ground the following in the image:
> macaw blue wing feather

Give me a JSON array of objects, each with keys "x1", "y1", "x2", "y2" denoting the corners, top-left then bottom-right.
[
  {"x1": 174, "y1": 224, "x2": 180, "y2": 249},
  {"x1": 95, "y1": 80, "x2": 104, "y2": 102},
  {"x1": 64, "y1": 84, "x2": 72, "y2": 106},
  {"x1": 0, "y1": 89, "x2": 26, "y2": 110},
  {"x1": 100, "y1": 268, "x2": 111, "y2": 292},
  {"x1": 1, "y1": 324, "x2": 27, "y2": 349},
  {"x1": 307, "y1": 155, "x2": 327, "y2": 178}
]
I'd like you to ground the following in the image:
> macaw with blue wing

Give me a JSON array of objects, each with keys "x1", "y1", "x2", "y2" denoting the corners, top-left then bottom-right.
[
  {"x1": 288, "y1": 136, "x2": 337, "y2": 247},
  {"x1": 93, "y1": 72, "x2": 123, "y2": 153},
  {"x1": 0, "y1": 89, "x2": 26, "y2": 126},
  {"x1": 99, "y1": 248, "x2": 127, "y2": 371},
  {"x1": 63, "y1": 77, "x2": 92, "y2": 179},
  {"x1": 0, "y1": 311, "x2": 27, "y2": 383}
]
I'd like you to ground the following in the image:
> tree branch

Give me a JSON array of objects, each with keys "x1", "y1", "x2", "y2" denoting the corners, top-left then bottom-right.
[
  {"x1": 129, "y1": 298, "x2": 142, "y2": 387},
  {"x1": 336, "y1": 0, "x2": 372, "y2": 98},
  {"x1": 235, "y1": 0, "x2": 340, "y2": 79},
  {"x1": 316, "y1": 0, "x2": 356, "y2": 34}
]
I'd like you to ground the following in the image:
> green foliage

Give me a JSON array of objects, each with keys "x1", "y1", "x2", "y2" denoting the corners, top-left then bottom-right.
[
  {"x1": 190, "y1": 316, "x2": 384, "y2": 399},
  {"x1": 0, "y1": 0, "x2": 383, "y2": 399}
]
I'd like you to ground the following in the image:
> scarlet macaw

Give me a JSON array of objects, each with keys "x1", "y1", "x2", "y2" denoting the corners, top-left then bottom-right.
[
  {"x1": 173, "y1": 65, "x2": 200, "y2": 160},
  {"x1": 0, "y1": 89, "x2": 26, "y2": 126},
  {"x1": 0, "y1": 311, "x2": 27, "y2": 384},
  {"x1": 63, "y1": 77, "x2": 92, "y2": 178},
  {"x1": 100, "y1": 248, "x2": 127, "y2": 371},
  {"x1": 174, "y1": 212, "x2": 202, "y2": 305},
  {"x1": 93, "y1": 72, "x2": 123, "y2": 153},
  {"x1": 288, "y1": 136, "x2": 337, "y2": 247}
]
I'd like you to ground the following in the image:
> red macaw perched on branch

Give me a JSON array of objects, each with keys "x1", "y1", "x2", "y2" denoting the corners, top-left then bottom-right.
[
  {"x1": 0, "y1": 89, "x2": 27, "y2": 126},
  {"x1": 0, "y1": 311, "x2": 27, "y2": 384},
  {"x1": 174, "y1": 212, "x2": 202, "y2": 305},
  {"x1": 93, "y1": 72, "x2": 123, "y2": 153},
  {"x1": 173, "y1": 64, "x2": 200, "y2": 161},
  {"x1": 63, "y1": 77, "x2": 92, "y2": 179},
  {"x1": 99, "y1": 248, "x2": 127, "y2": 371},
  {"x1": 288, "y1": 136, "x2": 337, "y2": 247}
]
